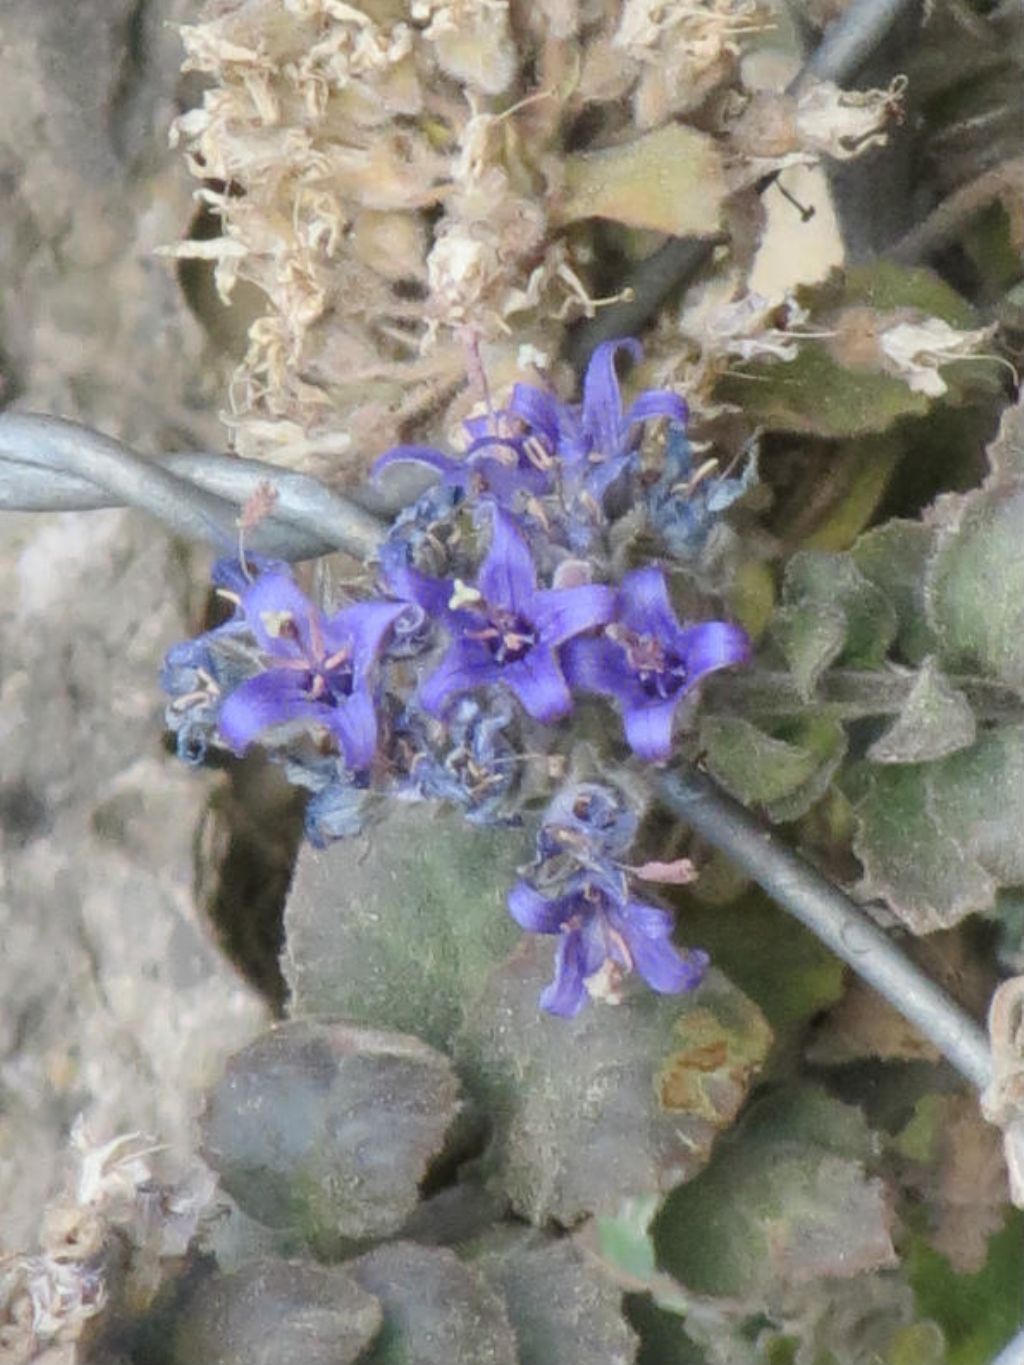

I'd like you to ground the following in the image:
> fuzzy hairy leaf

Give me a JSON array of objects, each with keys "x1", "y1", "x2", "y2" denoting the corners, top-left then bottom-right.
[
  {"x1": 282, "y1": 805, "x2": 529, "y2": 1053},
  {"x1": 699, "y1": 714, "x2": 847, "y2": 822},
  {"x1": 470, "y1": 1229, "x2": 640, "y2": 1365},
  {"x1": 169, "y1": 1258, "x2": 382, "y2": 1365},
  {"x1": 348, "y1": 1242, "x2": 519, "y2": 1365},
  {"x1": 558, "y1": 125, "x2": 725, "y2": 237},
  {"x1": 852, "y1": 520, "x2": 939, "y2": 666},
  {"x1": 866, "y1": 658, "x2": 976, "y2": 764},
  {"x1": 715, "y1": 262, "x2": 990, "y2": 437},
  {"x1": 455, "y1": 941, "x2": 771, "y2": 1226},
  {"x1": 654, "y1": 1086, "x2": 895, "y2": 1303},
  {"x1": 851, "y1": 725, "x2": 1024, "y2": 929},
  {"x1": 200, "y1": 1020, "x2": 460, "y2": 1246}
]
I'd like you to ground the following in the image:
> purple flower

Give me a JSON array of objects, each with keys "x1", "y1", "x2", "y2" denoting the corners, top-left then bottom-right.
[
  {"x1": 508, "y1": 871, "x2": 708, "y2": 1017},
  {"x1": 562, "y1": 566, "x2": 750, "y2": 763},
  {"x1": 509, "y1": 338, "x2": 687, "y2": 506},
  {"x1": 384, "y1": 506, "x2": 614, "y2": 724},
  {"x1": 216, "y1": 569, "x2": 405, "y2": 771},
  {"x1": 372, "y1": 413, "x2": 555, "y2": 509}
]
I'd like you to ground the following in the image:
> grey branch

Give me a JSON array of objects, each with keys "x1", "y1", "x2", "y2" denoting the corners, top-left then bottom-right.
[
  {"x1": 0, "y1": 413, "x2": 387, "y2": 562},
  {"x1": 658, "y1": 764, "x2": 993, "y2": 1092}
]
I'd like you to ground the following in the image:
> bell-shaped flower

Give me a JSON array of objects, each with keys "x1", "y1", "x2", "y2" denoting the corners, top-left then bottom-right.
[
  {"x1": 509, "y1": 338, "x2": 687, "y2": 507},
  {"x1": 215, "y1": 570, "x2": 405, "y2": 771},
  {"x1": 508, "y1": 871, "x2": 708, "y2": 1017},
  {"x1": 562, "y1": 566, "x2": 750, "y2": 762},
  {"x1": 383, "y1": 507, "x2": 615, "y2": 724}
]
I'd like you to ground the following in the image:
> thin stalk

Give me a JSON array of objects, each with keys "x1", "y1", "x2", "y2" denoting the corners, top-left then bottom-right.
[
  {"x1": 657, "y1": 764, "x2": 993, "y2": 1091},
  {"x1": 709, "y1": 668, "x2": 1024, "y2": 724}
]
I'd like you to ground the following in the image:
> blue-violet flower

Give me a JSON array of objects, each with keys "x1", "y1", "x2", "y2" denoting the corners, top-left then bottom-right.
[
  {"x1": 215, "y1": 568, "x2": 405, "y2": 771},
  {"x1": 508, "y1": 871, "x2": 708, "y2": 1017},
  {"x1": 385, "y1": 506, "x2": 615, "y2": 724},
  {"x1": 509, "y1": 338, "x2": 687, "y2": 507},
  {"x1": 562, "y1": 565, "x2": 750, "y2": 762}
]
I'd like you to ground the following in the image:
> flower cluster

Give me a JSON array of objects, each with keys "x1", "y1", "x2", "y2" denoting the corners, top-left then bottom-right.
[{"x1": 162, "y1": 339, "x2": 751, "y2": 1014}]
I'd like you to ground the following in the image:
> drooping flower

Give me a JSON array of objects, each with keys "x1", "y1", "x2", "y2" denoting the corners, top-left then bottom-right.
[
  {"x1": 509, "y1": 337, "x2": 687, "y2": 508},
  {"x1": 508, "y1": 871, "x2": 709, "y2": 1017},
  {"x1": 214, "y1": 567, "x2": 406, "y2": 771},
  {"x1": 383, "y1": 505, "x2": 615, "y2": 724},
  {"x1": 372, "y1": 411, "x2": 555, "y2": 509},
  {"x1": 562, "y1": 565, "x2": 750, "y2": 762}
]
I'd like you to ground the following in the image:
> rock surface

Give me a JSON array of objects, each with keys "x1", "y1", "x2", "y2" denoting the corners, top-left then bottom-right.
[{"x1": 0, "y1": 0, "x2": 267, "y2": 1250}]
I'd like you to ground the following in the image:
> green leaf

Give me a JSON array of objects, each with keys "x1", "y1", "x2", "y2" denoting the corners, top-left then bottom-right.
[
  {"x1": 908, "y1": 1210, "x2": 1024, "y2": 1365},
  {"x1": 852, "y1": 520, "x2": 939, "y2": 666},
  {"x1": 557, "y1": 125, "x2": 725, "y2": 237},
  {"x1": 454, "y1": 943, "x2": 771, "y2": 1225},
  {"x1": 927, "y1": 480, "x2": 1024, "y2": 692},
  {"x1": 348, "y1": 1242, "x2": 519, "y2": 1365},
  {"x1": 715, "y1": 262, "x2": 988, "y2": 438},
  {"x1": 782, "y1": 551, "x2": 898, "y2": 667},
  {"x1": 771, "y1": 601, "x2": 847, "y2": 701},
  {"x1": 699, "y1": 716, "x2": 822, "y2": 806},
  {"x1": 200, "y1": 1020, "x2": 460, "y2": 1247},
  {"x1": 928, "y1": 726, "x2": 1024, "y2": 884},
  {"x1": 848, "y1": 759, "x2": 996, "y2": 931},
  {"x1": 282, "y1": 805, "x2": 529, "y2": 1053},
  {"x1": 716, "y1": 332, "x2": 933, "y2": 438},
  {"x1": 671, "y1": 888, "x2": 845, "y2": 1045},
  {"x1": 867, "y1": 657, "x2": 976, "y2": 764},
  {"x1": 170, "y1": 1259, "x2": 383, "y2": 1365},
  {"x1": 654, "y1": 1086, "x2": 895, "y2": 1303},
  {"x1": 469, "y1": 1229, "x2": 640, "y2": 1365},
  {"x1": 699, "y1": 715, "x2": 847, "y2": 822}
]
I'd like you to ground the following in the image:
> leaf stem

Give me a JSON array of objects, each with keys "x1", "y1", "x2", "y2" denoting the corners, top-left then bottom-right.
[
  {"x1": 657, "y1": 763, "x2": 993, "y2": 1090},
  {"x1": 709, "y1": 667, "x2": 1024, "y2": 723}
]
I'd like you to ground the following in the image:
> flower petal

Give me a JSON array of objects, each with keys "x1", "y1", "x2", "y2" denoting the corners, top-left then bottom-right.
[
  {"x1": 323, "y1": 599, "x2": 407, "y2": 677},
  {"x1": 622, "y1": 699, "x2": 677, "y2": 763},
  {"x1": 418, "y1": 639, "x2": 499, "y2": 716},
  {"x1": 623, "y1": 391, "x2": 688, "y2": 430},
  {"x1": 217, "y1": 668, "x2": 317, "y2": 754},
  {"x1": 323, "y1": 686, "x2": 379, "y2": 771},
  {"x1": 508, "y1": 383, "x2": 574, "y2": 451},
  {"x1": 530, "y1": 584, "x2": 616, "y2": 647},
  {"x1": 619, "y1": 899, "x2": 676, "y2": 939},
  {"x1": 212, "y1": 554, "x2": 292, "y2": 595},
  {"x1": 502, "y1": 648, "x2": 573, "y2": 723},
  {"x1": 628, "y1": 928, "x2": 708, "y2": 995},
  {"x1": 477, "y1": 507, "x2": 537, "y2": 613},
  {"x1": 372, "y1": 445, "x2": 465, "y2": 486},
  {"x1": 240, "y1": 572, "x2": 319, "y2": 660},
  {"x1": 380, "y1": 542, "x2": 455, "y2": 619},
  {"x1": 560, "y1": 635, "x2": 639, "y2": 704},
  {"x1": 679, "y1": 621, "x2": 752, "y2": 688},
  {"x1": 540, "y1": 931, "x2": 589, "y2": 1017},
  {"x1": 618, "y1": 565, "x2": 680, "y2": 640},
  {"x1": 507, "y1": 881, "x2": 571, "y2": 934},
  {"x1": 581, "y1": 338, "x2": 642, "y2": 456}
]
